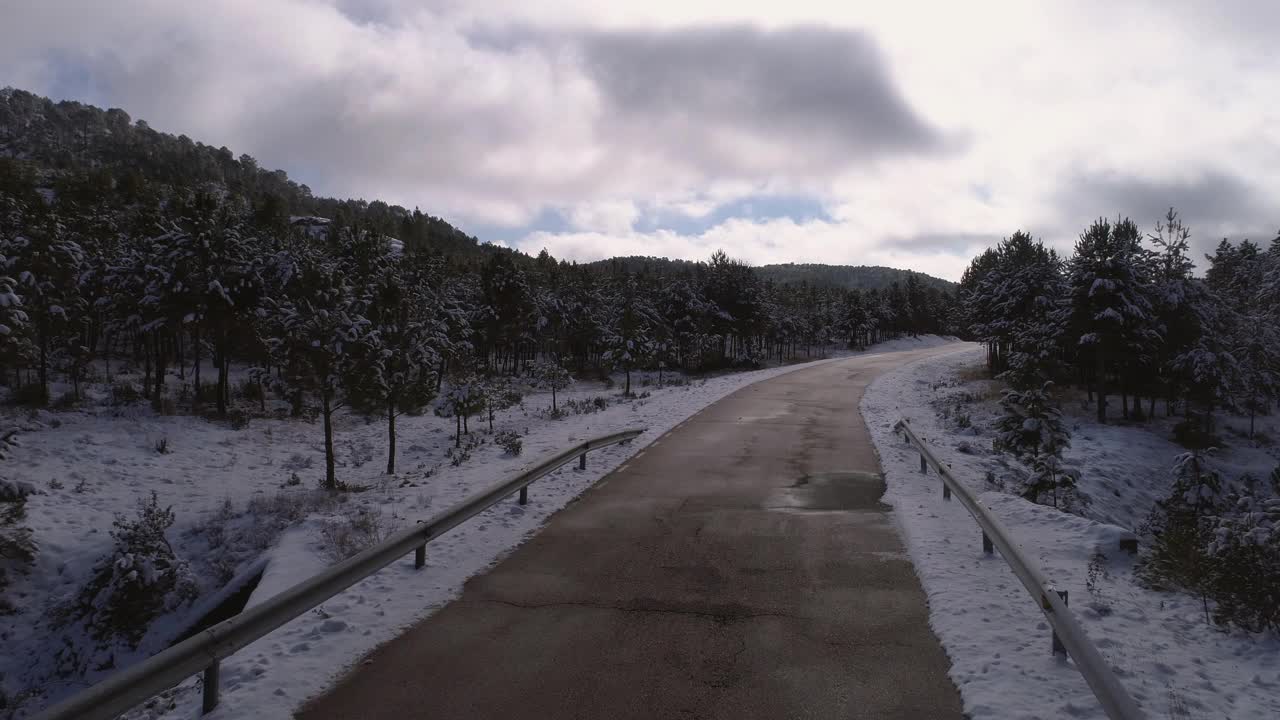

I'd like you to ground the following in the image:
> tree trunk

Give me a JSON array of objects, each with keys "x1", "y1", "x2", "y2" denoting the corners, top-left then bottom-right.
[
  {"x1": 153, "y1": 335, "x2": 167, "y2": 409},
  {"x1": 193, "y1": 325, "x2": 202, "y2": 409},
  {"x1": 219, "y1": 351, "x2": 230, "y2": 416},
  {"x1": 1095, "y1": 346, "x2": 1107, "y2": 424},
  {"x1": 38, "y1": 325, "x2": 49, "y2": 399},
  {"x1": 625, "y1": 367, "x2": 631, "y2": 396},
  {"x1": 322, "y1": 390, "x2": 337, "y2": 489},
  {"x1": 386, "y1": 398, "x2": 397, "y2": 474},
  {"x1": 455, "y1": 414, "x2": 461, "y2": 448}
]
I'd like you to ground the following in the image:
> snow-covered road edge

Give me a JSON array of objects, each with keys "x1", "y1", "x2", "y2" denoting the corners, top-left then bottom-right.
[
  {"x1": 131, "y1": 335, "x2": 960, "y2": 720},
  {"x1": 861, "y1": 344, "x2": 1280, "y2": 720},
  {"x1": 862, "y1": 344, "x2": 1125, "y2": 718}
]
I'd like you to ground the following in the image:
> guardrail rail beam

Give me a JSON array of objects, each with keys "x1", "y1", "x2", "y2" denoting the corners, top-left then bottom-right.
[
  {"x1": 893, "y1": 419, "x2": 1144, "y2": 720},
  {"x1": 35, "y1": 428, "x2": 646, "y2": 720}
]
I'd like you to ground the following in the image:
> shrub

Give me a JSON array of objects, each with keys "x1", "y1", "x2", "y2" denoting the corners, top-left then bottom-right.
[
  {"x1": 1172, "y1": 417, "x2": 1216, "y2": 450},
  {"x1": 316, "y1": 506, "x2": 397, "y2": 563},
  {"x1": 994, "y1": 381, "x2": 1079, "y2": 509},
  {"x1": 0, "y1": 427, "x2": 17, "y2": 461},
  {"x1": 228, "y1": 409, "x2": 251, "y2": 430},
  {"x1": 1204, "y1": 470, "x2": 1280, "y2": 632},
  {"x1": 154, "y1": 437, "x2": 169, "y2": 454},
  {"x1": 58, "y1": 493, "x2": 197, "y2": 649},
  {"x1": 0, "y1": 483, "x2": 37, "y2": 612},
  {"x1": 283, "y1": 453, "x2": 314, "y2": 471},
  {"x1": 495, "y1": 430, "x2": 523, "y2": 456},
  {"x1": 1139, "y1": 452, "x2": 1221, "y2": 598},
  {"x1": 110, "y1": 381, "x2": 144, "y2": 406}
]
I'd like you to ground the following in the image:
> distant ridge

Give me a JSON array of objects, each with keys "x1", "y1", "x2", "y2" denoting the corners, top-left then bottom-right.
[{"x1": 584, "y1": 256, "x2": 954, "y2": 290}]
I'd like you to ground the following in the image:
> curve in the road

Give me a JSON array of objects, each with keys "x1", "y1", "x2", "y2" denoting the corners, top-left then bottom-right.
[{"x1": 298, "y1": 343, "x2": 965, "y2": 719}]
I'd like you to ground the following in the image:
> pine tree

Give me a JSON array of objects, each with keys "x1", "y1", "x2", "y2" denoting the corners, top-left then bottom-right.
[
  {"x1": 1140, "y1": 451, "x2": 1222, "y2": 619},
  {"x1": 602, "y1": 276, "x2": 659, "y2": 394},
  {"x1": 435, "y1": 368, "x2": 485, "y2": 447},
  {"x1": 6, "y1": 214, "x2": 84, "y2": 401},
  {"x1": 530, "y1": 359, "x2": 572, "y2": 413},
  {"x1": 261, "y1": 242, "x2": 368, "y2": 489},
  {"x1": 1067, "y1": 218, "x2": 1160, "y2": 423},
  {"x1": 352, "y1": 262, "x2": 445, "y2": 474},
  {"x1": 1205, "y1": 470, "x2": 1280, "y2": 631}
]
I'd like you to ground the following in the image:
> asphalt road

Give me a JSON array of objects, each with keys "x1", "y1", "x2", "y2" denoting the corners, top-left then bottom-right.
[{"x1": 298, "y1": 343, "x2": 966, "y2": 719}]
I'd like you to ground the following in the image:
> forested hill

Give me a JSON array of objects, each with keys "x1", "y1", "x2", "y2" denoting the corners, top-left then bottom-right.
[
  {"x1": 0, "y1": 87, "x2": 489, "y2": 258},
  {"x1": 758, "y1": 263, "x2": 955, "y2": 292},
  {"x1": 585, "y1": 257, "x2": 954, "y2": 292}
]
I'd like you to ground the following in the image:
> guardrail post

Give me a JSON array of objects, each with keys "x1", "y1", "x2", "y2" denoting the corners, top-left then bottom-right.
[
  {"x1": 579, "y1": 452, "x2": 587, "y2": 470},
  {"x1": 919, "y1": 453, "x2": 927, "y2": 474},
  {"x1": 942, "y1": 482, "x2": 951, "y2": 501},
  {"x1": 982, "y1": 532, "x2": 993, "y2": 555},
  {"x1": 518, "y1": 486, "x2": 528, "y2": 505},
  {"x1": 1052, "y1": 591, "x2": 1069, "y2": 655},
  {"x1": 201, "y1": 661, "x2": 219, "y2": 714},
  {"x1": 413, "y1": 521, "x2": 427, "y2": 569}
]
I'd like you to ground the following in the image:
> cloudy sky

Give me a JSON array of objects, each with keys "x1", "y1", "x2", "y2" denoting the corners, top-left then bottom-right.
[{"x1": 3, "y1": 1, "x2": 1277, "y2": 280}]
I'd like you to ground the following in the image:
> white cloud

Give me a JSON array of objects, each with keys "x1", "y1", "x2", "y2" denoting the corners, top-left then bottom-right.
[{"x1": 2, "y1": 0, "x2": 1276, "y2": 280}]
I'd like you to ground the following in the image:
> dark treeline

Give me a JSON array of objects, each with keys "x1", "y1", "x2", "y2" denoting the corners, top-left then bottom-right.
[
  {"x1": 0, "y1": 88, "x2": 958, "y2": 489},
  {"x1": 959, "y1": 210, "x2": 1280, "y2": 631}
]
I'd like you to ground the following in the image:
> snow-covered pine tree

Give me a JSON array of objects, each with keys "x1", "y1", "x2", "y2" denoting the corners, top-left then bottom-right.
[
  {"x1": 435, "y1": 368, "x2": 485, "y2": 446},
  {"x1": 0, "y1": 251, "x2": 31, "y2": 386},
  {"x1": 260, "y1": 240, "x2": 368, "y2": 489},
  {"x1": 352, "y1": 260, "x2": 446, "y2": 473},
  {"x1": 5, "y1": 213, "x2": 85, "y2": 402},
  {"x1": 1205, "y1": 469, "x2": 1280, "y2": 631},
  {"x1": 186, "y1": 203, "x2": 267, "y2": 415},
  {"x1": 1147, "y1": 209, "x2": 1207, "y2": 419},
  {"x1": 602, "y1": 276, "x2": 658, "y2": 394},
  {"x1": 480, "y1": 375, "x2": 522, "y2": 432},
  {"x1": 1067, "y1": 218, "x2": 1161, "y2": 423},
  {"x1": 986, "y1": 232, "x2": 1077, "y2": 507},
  {"x1": 1140, "y1": 451, "x2": 1222, "y2": 617},
  {"x1": 0, "y1": 478, "x2": 36, "y2": 614}
]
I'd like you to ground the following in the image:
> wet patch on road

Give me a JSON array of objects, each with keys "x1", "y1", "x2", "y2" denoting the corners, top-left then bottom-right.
[{"x1": 765, "y1": 471, "x2": 888, "y2": 513}]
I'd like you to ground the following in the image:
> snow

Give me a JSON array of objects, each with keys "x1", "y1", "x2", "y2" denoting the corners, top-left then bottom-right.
[
  {"x1": 4, "y1": 335, "x2": 958, "y2": 718},
  {"x1": 862, "y1": 344, "x2": 1280, "y2": 720}
]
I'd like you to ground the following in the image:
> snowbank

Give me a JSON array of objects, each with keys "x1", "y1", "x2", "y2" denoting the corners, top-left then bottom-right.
[{"x1": 862, "y1": 345, "x2": 1280, "y2": 719}]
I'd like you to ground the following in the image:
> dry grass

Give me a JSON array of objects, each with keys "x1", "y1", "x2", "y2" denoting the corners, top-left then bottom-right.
[{"x1": 315, "y1": 505, "x2": 399, "y2": 564}]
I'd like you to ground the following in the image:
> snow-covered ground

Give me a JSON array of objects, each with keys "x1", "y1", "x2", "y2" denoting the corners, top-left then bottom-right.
[
  {"x1": 3, "y1": 335, "x2": 956, "y2": 718},
  {"x1": 863, "y1": 345, "x2": 1280, "y2": 720}
]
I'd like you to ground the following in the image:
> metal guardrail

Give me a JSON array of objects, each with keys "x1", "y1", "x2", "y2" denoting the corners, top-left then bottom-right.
[
  {"x1": 894, "y1": 419, "x2": 1144, "y2": 720},
  {"x1": 35, "y1": 428, "x2": 645, "y2": 720}
]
